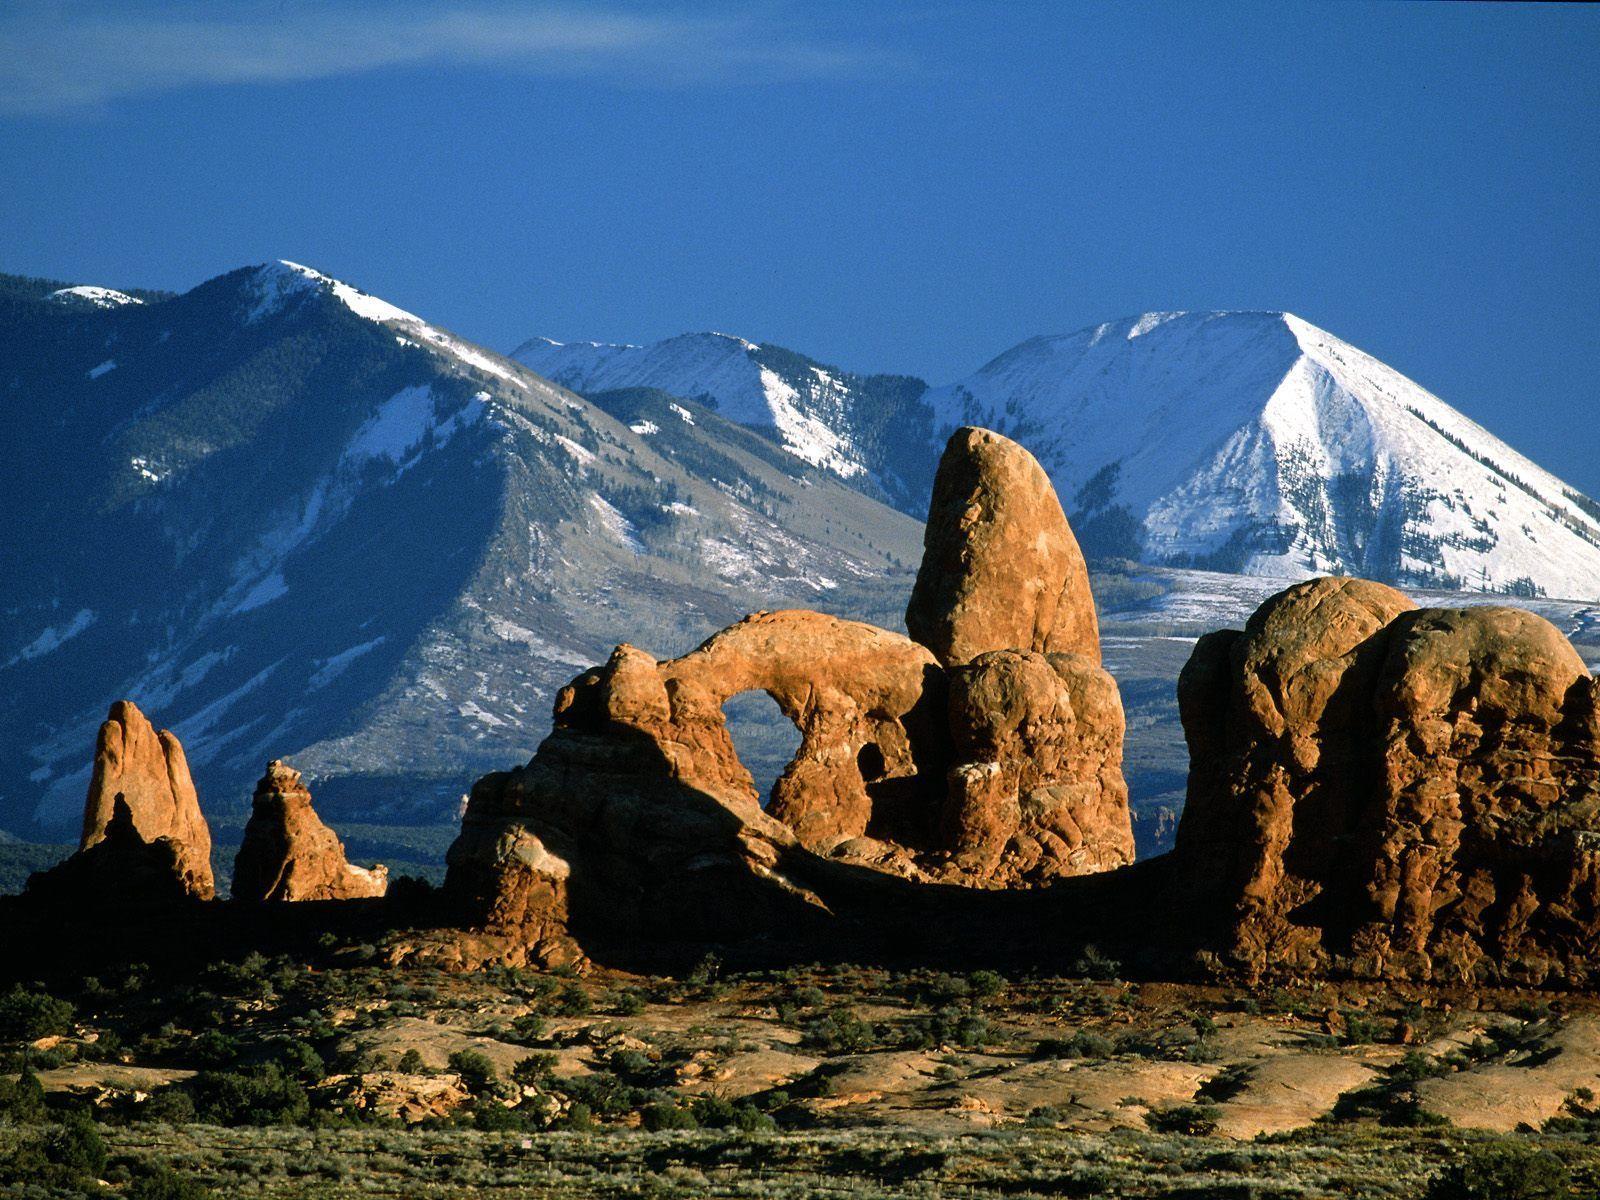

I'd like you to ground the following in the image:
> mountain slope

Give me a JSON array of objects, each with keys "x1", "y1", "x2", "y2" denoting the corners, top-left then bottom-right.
[
  {"x1": 513, "y1": 332, "x2": 935, "y2": 512},
  {"x1": 523, "y1": 313, "x2": 1600, "y2": 600},
  {"x1": 926, "y1": 312, "x2": 1600, "y2": 597},
  {"x1": 0, "y1": 263, "x2": 922, "y2": 839}
]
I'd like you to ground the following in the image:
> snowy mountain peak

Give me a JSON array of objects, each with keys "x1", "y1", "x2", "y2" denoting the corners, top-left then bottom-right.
[
  {"x1": 512, "y1": 329, "x2": 876, "y2": 481},
  {"x1": 48, "y1": 285, "x2": 144, "y2": 309},
  {"x1": 517, "y1": 307, "x2": 1600, "y2": 601},
  {"x1": 246, "y1": 260, "x2": 422, "y2": 327},
  {"x1": 242, "y1": 261, "x2": 540, "y2": 397},
  {"x1": 928, "y1": 310, "x2": 1600, "y2": 599}
]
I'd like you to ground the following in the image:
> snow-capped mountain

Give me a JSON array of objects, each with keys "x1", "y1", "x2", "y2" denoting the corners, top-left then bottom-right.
[
  {"x1": 523, "y1": 312, "x2": 1600, "y2": 600},
  {"x1": 0, "y1": 264, "x2": 921, "y2": 844},
  {"x1": 926, "y1": 312, "x2": 1600, "y2": 598},
  {"x1": 513, "y1": 332, "x2": 935, "y2": 512}
]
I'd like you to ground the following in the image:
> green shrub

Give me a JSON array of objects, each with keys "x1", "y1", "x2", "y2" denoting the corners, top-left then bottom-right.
[
  {"x1": 44, "y1": 1110, "x2": 107, "y2": 1178},
  {"x1": 139, "y1": 1087, "x2": 197, "y2": 1124},
  {"x1": 800, "y1": 1008, "x2": 877, "y2": 1054},
  {"x1": 607, "y1": 1049, "x2": 655, "y2": 1081},
  {"x1": 0, "y1": 984, "x2": 74, "y2": 1041},
  {"x1": 1425, "y1": 1142, "x2": 1570, "y2": 1200},
  {"x1": 512, "y1": 1052, "x2": 557, "y2": 1087},
  {"x1": 1196, "y1": 1064, "x2": 1254, "y2": 1103},
  {"x1": 1071, "y1": 946, "x2": 1122, "y2": 981},
  {"x1": 187, "y1": 1063, "x2": 311, "y2": 1126},
  {"x1": 473, "y1": 1102, "x2": 534, "y2": 1131},
  {"x1": 685, "y1": 953, "x2": 723, "y2": 989},
  {"x1": 447, "y1": 1049, "x2": 498, "y2": 1094},
  {"x1": 127, "y1": 1163, "x2": 214, "y2": 1200},
  {"x1": 550, "y1": 984, "x2": 592, "y2": 1017},
  {"x1": 509, "y1": 1013, "x2": 546, "y2": 1043},
  {"x1": 396, "y1": 1049, "x2": 426, "y2": 1073},
  {"x1": 267, "y1": 1037, "x2": 326, "y2": 1083},
  {"x1": 189, "y1": 1030, "x2": 245, "y2": 1068},
  {"x1": 558, "y1": 1101, "x2": 594, "y2": 1131},
  {"x1": 689, "y1": 1094, "x2": 740, "y2": 1127},
  {"x1": 904, "y1": 1008, "x2": 991, "y2": 1050},
  {"x1": 640, "y1": 1101, "x2": 698, "y2": 1131},
  {"x1": 0, "y1": 1066, "x2": 47, "y2": 1123},
  {"x1": 1034, "y1": 1030, "x2": 1114, "y2": 1060},
  {"x1": 966, "y1": 971, "x2": 1005, "y2": 1001},
  {"x1": 610, "y1": 989, "x2": 646, "y2": 1016},
  {"x1": 1146, "y1": 1103, "x2": 1222, "y2": 1135},
  {"x1": 1341, "y1": 1011, "x2": 1388, "y2": 1045}
]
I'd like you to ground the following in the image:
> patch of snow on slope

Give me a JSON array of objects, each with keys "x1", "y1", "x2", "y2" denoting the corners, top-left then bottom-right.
[
  {"x1": 485, "y1": 615, "x2": 593, "y2": 667},
  {"x1": 458, "y1": 699, "x2": 507, "y2": 728},
  {"x1": 51, "y1": 285, "x2": 144, "y2": 309},
  {"x1": 4, "y1": 609, "x2": 96, "y2": 669},
  {"x1": 756, "y1": 367, "x2": 865, "y2": 477},
  {"x1": 1128, "y1": 312, "x2": 1186, "y2": 339},
  {"x1": 136, "y1": 648, "x2": 233, "y2": 709},
  {"x1": 309, "y1": 637, "x2": 386, "y2": 690},
  {"x1": 235, "y1": 572, "x2": 288, "y2": 613},
  {"x1": 588, "y1": 494, "x2": 644, "y2": 553},
  {"x1": 130, "y1": 456, "x2": 167, "y2": 483},
  {"x1": 343, "y1": 386, "x2": 486, "y2": 473},
  {"x1": 555, "y1": 435, "x2": 595, "y2": 465},
  {"x1": 169, "y1": 662, "x2": 281, "y2": 761},
  {"x1": 669, "y1": 403, "x2": 695, "y2": 424},
  {"x1": 629, "y1": 419, "x2": 660, "y2": 435}
]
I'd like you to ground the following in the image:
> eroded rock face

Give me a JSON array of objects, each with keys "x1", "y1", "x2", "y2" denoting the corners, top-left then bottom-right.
[
  {"x1": 944, "y1": 650, "x2": 1132, "y2": 882},
  {"x1": 907, "y1": 427, "x2": 1099, "y2": 667},
  {"x1": 447, "y1": 614, "x2": 1133, "y2": 956},
  {"x1": 1173, "y1": 577, "x2": 1600, "y2": 986},
  {"x1": 79, "y1": 700, "x2": 213, "y2": 899},
  {"x1": 445, "y1": 613, "x2": 947, "y2": 960},
  {"x1": 445, "y1": 427, "x2": 1136, "y2": 961},
  {"x1": 233, "y1": 761, "x2": 389, "y2": 902}
]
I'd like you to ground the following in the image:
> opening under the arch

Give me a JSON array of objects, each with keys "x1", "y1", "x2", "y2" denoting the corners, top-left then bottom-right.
[{"x1": 721, "y1": 690, "x2": 803, "y2": 808}]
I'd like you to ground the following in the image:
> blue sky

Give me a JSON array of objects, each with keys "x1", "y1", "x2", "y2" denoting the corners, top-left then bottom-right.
[{"x1": 3, "y1": 1, "x2": 1597, "y2": 492}]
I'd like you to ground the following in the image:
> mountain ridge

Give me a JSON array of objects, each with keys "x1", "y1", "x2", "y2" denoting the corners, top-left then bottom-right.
[
  {"x1": 0, "y1": 262, "x2": 923, "y2": 839},
  {"x1": 520, "y1": 310, "x2": 1600, "y2": 601}
]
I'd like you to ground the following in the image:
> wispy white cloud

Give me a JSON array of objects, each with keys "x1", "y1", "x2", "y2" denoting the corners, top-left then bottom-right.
[{"x1": 0, "y1": 1, "x2": 898, "y2": 115}]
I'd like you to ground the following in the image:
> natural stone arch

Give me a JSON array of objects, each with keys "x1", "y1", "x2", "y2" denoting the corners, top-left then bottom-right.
[{"x1": 658, "y1": 610, "x2": 946, "y2": 850}]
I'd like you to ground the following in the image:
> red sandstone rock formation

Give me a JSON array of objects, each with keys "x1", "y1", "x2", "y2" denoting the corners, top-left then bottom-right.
[
  {"x1": 445, "y1": 428, "x2": 1135, "y2": 959},
  {"x1": 1173, "y1": 576, "x2": 1600, "y2": 987},
  {"x1": 907, "y1": 427, "x2": 1100, "y2": 667},
  {"x1": 79, "y1": 700, "x2": 214, "y2": 899},
  {"x1": 445, "y1": 612, "x2": 942, "y2": 962},
  {"x1": 233, "y1": 760, "x2": 389, "y2": 902},
  {"x1": 945, "y1": 649, "x2": 1133, "y2": 882}
]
